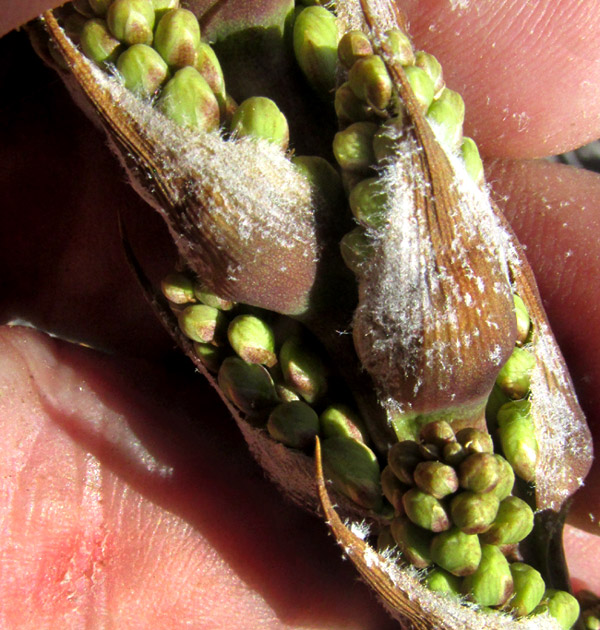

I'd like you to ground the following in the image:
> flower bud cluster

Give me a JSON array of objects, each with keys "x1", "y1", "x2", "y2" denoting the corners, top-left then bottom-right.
[
  {"x1": 487, "y1": 293, "x2": 539, "y2": 483},
  {"x1": 316, "y1": 19, "x2": 563, "y2": 615},
  {"x1": 327, "y1": 26, "x2": 485, "y2": 278},
  {"x1": 71, "y1": 0, "x2": 383, "y2": 511},
  {"x1": 374, "y1": 292, "x2": 574, "y2": 624},
  {"x1": 72, "y1": 0, "x2": 294, "y2": 142},
  {"x1": 71, "y1": 0, "x2": 353, "y2": 216},
  {"x1": 379, "y1": 419, "x2": 577, "y2": 621},
  {"x1": 161, "y1": 269, "x2": 382, "y2": 510}
]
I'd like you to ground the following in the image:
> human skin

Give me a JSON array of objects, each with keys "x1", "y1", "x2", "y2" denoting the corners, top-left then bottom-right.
[{"x1": 0, "y1": 1, "x2": 599, "y2": 628}]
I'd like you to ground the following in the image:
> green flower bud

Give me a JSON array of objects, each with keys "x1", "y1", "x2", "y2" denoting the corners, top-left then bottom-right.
[
  {"x1": 337, "y1": 30, "x2": 373, "y2": 70},
  {"x1": 388, "y1": 440, "x2": 422, "y2": 485},
  {"x1": 267, "y1": 400, "x2": 319, "y2": 449},
  {"x1": 450, "y1": 491, "x2": 499, "y2": 534},
  {"x1": 334, "y1": 82, "x2": 375, "y2": 124},
  {"x1": 348, "y1": 55, "x2": 393, "y2": 110},
  {"x1": 585, "y1": 614, "x2": 600, "y2": 630},
  {"x1": 513, "y1": 293, "x2": 531, "y2": 345},
  {"x1": 293, "y1": 6, "x2": 338, "y2": 97},
  {"x1": 152, "y1": 0, "x2": 179, "y2": 21},
  {"x1": 333, "y1": 122, "x2": 378, "y2": 173},
  {"x1": 107, "y1": 0, "x2": 155, "y2": 45},
  {"x1": 508, "y1": 562, "x2": 546, "y2": 617},
  {"x1": 348, "y1": 177, "x2": 388, "y2": 228},
  {"x1": 383, "y1": 28, "x2": 415, "y2": 66},
  {"x1": 497, "y1": 397, "x2": 533, "y2": 423},
  {"x1": 89, "y1": 0, "x2": 112, "y2": 16},
  {"x1": 154, "y1": 8, "x2": 201, "y2": 68},
  {"x1": 496, "y1": 347, "x2": 536, "y2": 399},
  {"x1": 279, "y1": 336, "x2": 327, "y2": 404},
  {"x1": 426, "y1": 88, "x2": 465, "y2": 150},
  {"x1": 320, "y1": 403, "x2": 368, "y2": 443},
  {"x1": 461, "y1": 136, "x2": 484, "y2": 184},
  {"x1": 413, "y1": 461, "x2": 459, "y2": 499},
  {"x1": 455, "y1": 428, "x2": 494, "y2": 455},
  {"x1": 158, "y1": 66, "x2": 220, "y2": 132},
  {"x1": 403, "y1": 64, "x2": 435, "y2": 112},
  {"x1": 80, "y1": 18, "x2": 123, "y2": 67},
  {"x1": 390, "y1": 516, "x2": 433, "y2": 569},
  {"x1": 497, "y1": 400, "x2": 539, "y2": 483},
  {"x1": 479, "y1": 495, "x2": 534, "y2": 545},
  {"x1": 372, "y1": 115, "x2": 406, "y2": 163},
  {"x1": 380, "y1": 465, "x2": 408, "y2": 513},
  {"x1": 430, "y1": 527, "x2": 482, "y2": 576},
  {"x1": 586, "y1": 617, "x2": 600, "y2": 630},
  {"x1": 403, "y1": 488, "x2": 451, "y2": 532},
  {"x1": 535, "y1": 590, "x2": 580, "y2": 630},
  {"x1": 321, "y1": 436, "x2": 382, "y2": 510},
  {"x1": 291, "y1": 155, "x2": 345, "y2": 212},
  {"x1": 414, "y1": 50, "x2": 444, "y2": 97},
  {"x1": 462, "y1": 544, "x2": 514, "y2": 607},
  {"x1": 116, "y1": 43, "x2": 168, "y2": 98},
  {"x1": 193, "y1": 341, "x2": 224, "y2": 373},
  {"x1": 218, "y1": 356, "x2": 278, "y2": 415},
  {"x1": 339, "y1": 227, "x2": 373, "y2": 275},
  {"x1": 442, "y1": 441, "x2": 468, "y2": 467},
  {"x1": 227, "y1": 314, "x2": 277, "y2": 367},
  {"x1": 177, "y1": 303, "x2": 226, "y2": 344},
  {"x1": 230, "y1": 96, "x2": 290, "y2": 149},
  {"x1": 160, "y1": 271, "x2": 195, "y2": 304},
  {"x1": 489, "y1": 455, "x2": 515, "y2": 501},
  {"x1": 193, "y1": 284, "x2": 235, "y2": 310},
  {"x1": 419, "y1": 420, "x2": 456, "y2": 447},
  {"x1": 194, "y1": 42, "x2": 226, "y2": 113},
  {"x1": 424, "y1": 568, "x2": 461, "y2": 595},
  {"x1": 458, "y1": 452, "x2": 501, "y2": 493}
]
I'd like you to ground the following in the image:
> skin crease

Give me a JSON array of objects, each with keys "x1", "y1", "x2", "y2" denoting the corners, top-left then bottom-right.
[{"x1": 1, "y1": 1, "x2": 599, "y2": 628}]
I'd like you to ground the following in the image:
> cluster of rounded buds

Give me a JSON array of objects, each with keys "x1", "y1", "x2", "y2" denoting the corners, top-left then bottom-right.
[
  {"x1": 73, "y1": 0, "x2": 296, "y2": 141},
  {"x1": 379, "y1": 419, "x2": 578, "y2": 620},
  {"x1": 329, "y1": 25, "x2": 486, "y2": 291},
  {"x1": 161, "y1": 268, "x2": 383, "y2": 510}
]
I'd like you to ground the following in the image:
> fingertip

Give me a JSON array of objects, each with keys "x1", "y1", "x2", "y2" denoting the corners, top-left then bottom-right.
[
  {"x1": 403, "y1": 0, "x2": 600, "y2": 158},
  {"x1": 564, "y1": 524, "x2": 600, "y2": 595}
]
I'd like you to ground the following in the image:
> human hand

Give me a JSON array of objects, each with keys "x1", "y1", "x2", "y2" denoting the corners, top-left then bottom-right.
[{"x1": 0, "y1": 1, "x2": 599, "y2": 628}]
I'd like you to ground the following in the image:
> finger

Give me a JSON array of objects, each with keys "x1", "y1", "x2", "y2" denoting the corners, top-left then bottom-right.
[
  {"x1": 0, "y1": 0, "x2": 63, "y2": 37},
  {"x1": 487, "y1": 157, "x2": 600, "y2": 534},
  {"x1": 0, "y1": 325, "x2": 397, "y2": 629},
  {"x1": 403, "y1": 0, "x2": 600, "y2": 158},
  {"x1": 564, "y1": 524, "x2": 600, "y2": 594}
]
